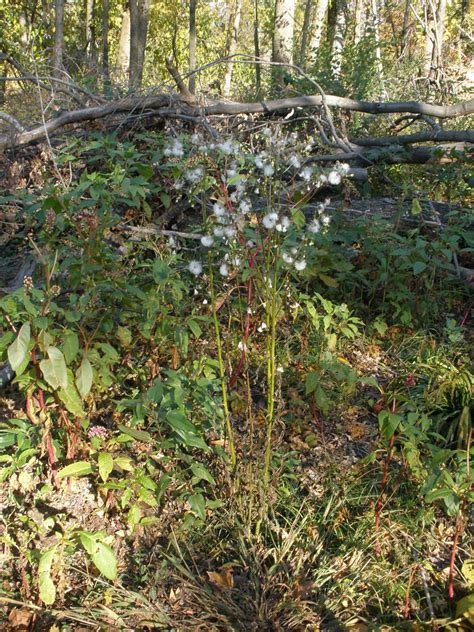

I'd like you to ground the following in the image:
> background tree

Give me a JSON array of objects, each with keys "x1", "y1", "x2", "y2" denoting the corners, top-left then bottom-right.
[{"x1": 129, "y1": 0, "x2": 151, "y2": 88}]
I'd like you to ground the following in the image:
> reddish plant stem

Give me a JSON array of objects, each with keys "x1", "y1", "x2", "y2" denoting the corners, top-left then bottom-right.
[
  {"x1": 374, "y1": 399, "x2": 397, "y2": 559},
  {"x1": 404, "y1": 564, "x2": 417, "y2": 619},
  {"x1": 19, "y1": 551, "x2": 31, "y2": 597},
  {"x1": 448, "y1": 506, "x2": 465, "y2": 599}
]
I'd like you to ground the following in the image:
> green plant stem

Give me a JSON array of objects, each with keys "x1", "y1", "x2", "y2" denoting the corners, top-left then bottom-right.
[
  {"x1": 208, "y1": 252, "x2": 236, "y2": 469},
  {"x1": 263, "y1": 262, "x2": 278, "y2": 490}
]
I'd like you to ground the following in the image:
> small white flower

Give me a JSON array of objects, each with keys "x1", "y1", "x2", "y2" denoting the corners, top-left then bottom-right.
[
  {"x1": 202, "y1": 299, "x2": 208, "y2": 304},
  {"x1": 276, "y1": 216, "x2": 290, "y2": 233},
  {"x1": 337, "y1": 162, "x2": 350, "y2": 174},
  {"x1": 213, "y1": 202, "x2": 226, "y2": 217},
  {"x1": 308, "y1": 219, "x2": 321, "y2": 233},
  {"x1": 191, "y1": 133, "x2": 200, "y2": 144},
  {"x1": 300, "y1": 166, "x2": 313, "y2": 181},
  {"x1": 239, "y1": 200, "x2": 251, "y2": 214},
  {"x1": 282, "y1": 252, "x2": 294, "y2": 264},
  {"x1": 276, "y1": 366, "x2": 284, "y2": 373},
  {"x1": 294, "y1": 259, "x2": 307, "y2": 271},
  {"x1": 231, "y1": 255, "x2": 241, "y2": 266},
  {"x1": 291, "y1": 247, "x2": 298, "y2": 255},
  {"x1": 263, "y1": 212, "x2": 278, "y2": 229},
  {"x1": 255, "y1": 155, "x2": 264, "y2": 169},
  {"x1": 321, "y1": 215, "x2": 330, "y2": 226},
  {"x1": 289, "y1": 155, "x2": 301, "y2": 169},
  {"x1": 257, "y1": 322, "x2": 267, "y2": 332},
  {"x1": 213, "y1": 226, "x2": 224, "y2": 237},
  {"x1": 263, "y1": 163, "x2": 274, "y2": 177},
  {"x1": 238, "y1": 341, "x2": 247, "y2": 352},
  {"x1": 328, "y1": 171, "x2": 342, "y2": 186},
  {"x1": 219, "y1": 140, "x2": 234, "y2": 155},
  {"x1": 188, "y1": 260, "x2": 203, "y2": 276},
  {"x1": 246, "y1": 240, "x2": 255, "y2": 248},
  {"x1": 262, "y1": 127, "x2": 272, "y2": 137},
  {"x1": 223, "y1": 226, "x2": 236, "y2": 238},
  {"x1": 319, "y1": 174, "x2": 328, "y2": 185},
  {"x1": 200, "y1": 235, "x2": 214, "y2": 247},
  {"x1": 219, "y1": 263, "x2": 229, "y2": 276}
]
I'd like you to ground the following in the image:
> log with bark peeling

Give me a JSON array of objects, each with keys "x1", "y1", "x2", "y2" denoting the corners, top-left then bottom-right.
[{"x1": 0, "y1": 91, "x2": 473, "y2": 152}]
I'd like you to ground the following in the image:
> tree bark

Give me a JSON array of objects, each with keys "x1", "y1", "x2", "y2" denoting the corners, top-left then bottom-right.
[
  {"x1": 369, "y1": 0, "x2": 386, "y2": 97},
  {"x1": 273, "y1": 0, "x2": 295, "y2": 66},
  {"x1": 253, "y1": 0, "x2": 261, "y2": 94},
  {"x1": 353, "y1": 0, "x2": 366, "y2": 46},
  {"x1": 129, "y1": 0, "x2": 151, "y2": 89},
  {"x1": 331, "y1": 0, "x2": 346, "y2": 79},
  {"x1": 102, "y1": 0, "x2": 110, "y2": 87},
  {"x1": 116, "y1": 2, "x2": 131, "y2": 81},
  {"x1": 53, "y1": 0, "x2": 65, "y2": 78},
  {"x1": 300, "y1": 0, "x2": 313, "y2": 67},
  {"x1": 85, "y1": 0, "x2": 95, "y2": 62},
  {"x1": 223, "y1": 0, "x2": 243, "y2": 97},
  {"x1": 189, "y1": 0, "x2": 198, "y2": 94},
  {"x1": 308, "y1": 0, "x2": 329, "y2": 60}
]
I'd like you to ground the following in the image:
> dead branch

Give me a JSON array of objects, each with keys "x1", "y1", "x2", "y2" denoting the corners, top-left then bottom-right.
[
  {"x1": 1, "y1": 91, "x2": 473, "y2": 152},
  {"x1": 352, "y1": 129, "x2": 474, "y2": 146}
]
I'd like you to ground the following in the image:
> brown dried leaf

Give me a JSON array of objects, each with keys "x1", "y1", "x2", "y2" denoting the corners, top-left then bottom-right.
[{"x1": 207, "y1": 566, "x2": 234, "y2": 590}]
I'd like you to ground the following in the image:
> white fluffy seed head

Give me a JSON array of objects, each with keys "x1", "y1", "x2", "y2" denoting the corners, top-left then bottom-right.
[{"x1": 188, "y1": 260, "x2": 203, "y2": 276}]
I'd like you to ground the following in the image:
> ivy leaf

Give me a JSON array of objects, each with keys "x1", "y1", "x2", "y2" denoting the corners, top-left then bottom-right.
[
  {"x1": 8, "y1": 323, "x2": 31, "y2": 371},
  {"x1": 40, "y1": 347, "x2": 68, "y2": 390}
]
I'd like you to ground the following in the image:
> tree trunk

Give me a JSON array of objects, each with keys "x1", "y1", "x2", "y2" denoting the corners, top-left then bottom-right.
[
  {"x1": 369, "y1": 0, "x2": 386, "y2": 96},
  {"x1": 273, "y1": 0, "x2": 295, "y2": 66},
  {"x1": 254, "y1": 0, "x2": 261, "y2": 94},
  {"x1": 102, "y1": 0, "x2": 110, "y2": 86},
  {"x1": 85, "y1": 0, "x2": 95, "y2": 62},
  {"x1": 129, "y1": 0, "x2": 150, "y2": 89},
  {"x1": 308, "y1": 0, "x2": 329, "y2": 61},
  {"x1": 353, "y1": 0, "x2": 366, "y2": 46},
  {"x1": 116, "y1": 3, "x2": 131, "y2": 81},
  {"x1": 300, "y1": 0, "x2": 313, "y2": 67},
  {"x1": 223, "y1": 0, "x2": 243, "y2": 96},
  {"x1": 53, "y1": 0, "x2": 65, "y2": 78},
  {"x1": 189, "y1": 0, "x2": 198, "y2": 94},
  {"x1": 431, "y1": 0, "x2": 447, "y2": 74},
  {"x1": 331, "y1": 0, "x2": 346, "y2": 79}
]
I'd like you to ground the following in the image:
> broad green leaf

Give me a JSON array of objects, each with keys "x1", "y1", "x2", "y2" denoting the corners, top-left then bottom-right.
[
  {"x1": 191, "y1": 463, "x2": 215, "y2": 485},
  {"x1": 138, "y1": 487, "x2": 158, "y2": 507},
  {"x1": 76, "y1": 357, "x2": 93, "y2": 399},
  {"x1": 40, "y1": 347, "x2": 68, "y2": 390},
  {"x1": 412, "y1": 261, "x2": 427, "y2": 275},
  {"x1": 166, "y1": 411, "x2": 197, "y2": 434},
  {"x1": 62, "y1": 332, "x2": 79, "y2": 364},
  {"x1": 38, "y1": 548, "x2": 57, "y2": 605},
  {"x1": 456, "y1": 593, "x2": 474, "y2": 621},
  {"x1": 58, "y1": 382, "x2": 85, "y2": 417},
  {"x1": 378, "y1": 411, "x2": 401, "y2": 440},
  {"x1": 8, "y1": 323, "x2": 30, "y2": 371},
  {"x1": 114, "y1": 456, "x2": 135, "y2": 472},
  {"x1": 79, "y1": 531, "x2": 96, "y2": 555},
  {"x1": 305, "y1": 372, "x2": 319, "y2": 395},
  {"x1": 57, "y1": 461, "x2": 93, "y2": 479},
  {"x1": 91, "y1": 542, "x2": 117, "y2": 580},
  {"x1": 319, "y1": 273, "x2": 338, "y2": 288},
  {"x1": 188, "y1": 493, "x2": 206, "y2": 520},
  {"x1": 98, "y1": 453, "x2": 113, "y2": 483},
  {"x1": 411, "y1": 198, "x2": 423, "y2": 216},
  {"x1": 188, "y1": 319, "x2": 202, "y2": 338},
  {"x1": 128, "y1": 504, "x2": 142, "y2": 527},
  {"x1": 117, "y1": 424, "x2": 151, "y2": 442},
  {"x1": 117, "y1": 326, "x2": 132, "y2": 348},
  {"x1": 152, "y1": 260, "x2": 171, "y2": 285}
]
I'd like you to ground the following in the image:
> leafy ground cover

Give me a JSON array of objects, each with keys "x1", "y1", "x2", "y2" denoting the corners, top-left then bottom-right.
[{"x1": 0, "y1": 126, "x2": 473, "y2": 631}]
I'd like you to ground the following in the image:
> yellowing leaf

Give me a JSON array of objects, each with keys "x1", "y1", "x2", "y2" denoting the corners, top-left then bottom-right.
[{"x1": 207, "y1": 566, "x2": 234, "y2": 590}]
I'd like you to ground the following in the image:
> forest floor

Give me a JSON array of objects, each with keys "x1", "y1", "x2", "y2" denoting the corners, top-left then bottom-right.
[{"x1": 0, "y1": 134, "x2": 473, "y2": 631}]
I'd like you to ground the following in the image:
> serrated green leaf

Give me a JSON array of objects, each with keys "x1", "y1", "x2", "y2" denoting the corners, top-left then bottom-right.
[{"x1": 8, "y1": 323, "x2": 30, "y2": 371}]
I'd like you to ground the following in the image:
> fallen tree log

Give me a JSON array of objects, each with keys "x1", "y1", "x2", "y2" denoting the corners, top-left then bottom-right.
[{"x1": 0, "y1": 92, "x2": 473, "y2": 152}]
